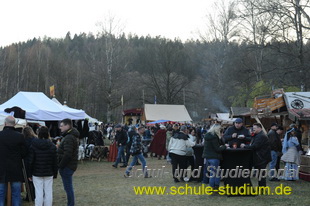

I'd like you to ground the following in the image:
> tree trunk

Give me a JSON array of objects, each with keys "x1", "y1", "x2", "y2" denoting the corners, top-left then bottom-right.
[
  {"x1": 17, "y1": 44, "x2": 21, "y2": 92},
  {"x1": 36, "y1": 43, "x2": 41, "y2": 92}
]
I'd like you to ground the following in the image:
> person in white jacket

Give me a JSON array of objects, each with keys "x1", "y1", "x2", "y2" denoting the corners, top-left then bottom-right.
[{"x1": 168, "y1": 125, "x2": 195, "y2": 183}]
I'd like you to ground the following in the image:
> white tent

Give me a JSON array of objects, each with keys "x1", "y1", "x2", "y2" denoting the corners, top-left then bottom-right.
[
  {"x1": 143, "y1": 104, "x2": 192, "y2": 122},
  {"x1": 85, "y1": 113, "x2": 99, "y2": 124},
  {"x1": 52, "y1": 97, "x2": 99, "y2": 123},
  {"x1": 51, "y1": 97, "x2": 62, "y2": 105},
  {"x1": 0, "y1": 92, "x2": 86, "y2": 121},
  {"x1": 215, "y1": 113, "x2": 236, "y2": 124}
]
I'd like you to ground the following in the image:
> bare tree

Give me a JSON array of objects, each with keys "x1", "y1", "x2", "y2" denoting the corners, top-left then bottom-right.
[
  {"x1": 97, "y1": 14, "x2": 128, "y2": 122},
  {"x1": 237, "y1": 0, "x2": 281, "y2": 81},
  {"x1": 200, "y1": 0, "x2": 239, "y2": 90},
  {"x1": 271, "y1": 1, "x2": 310, "y2": 89}
]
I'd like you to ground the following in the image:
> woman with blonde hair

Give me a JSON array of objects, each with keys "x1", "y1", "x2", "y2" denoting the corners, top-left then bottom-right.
[{"x1": 202, "y1": 124, "x2": 226, "y2": 189}]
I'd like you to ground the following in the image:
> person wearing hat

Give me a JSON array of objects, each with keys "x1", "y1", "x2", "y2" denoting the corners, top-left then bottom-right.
[
  {"x1": 112, "y1": 124, "x2": 128, "y2": 168},
  {"x1": 223, "y1": 118, "x2": 251, "y2": 148},
  {"x1": 281, "y1": 128, "x2": 300, "y2": 181},
  {"x1": 267, "y1": 123, "x2": 280, "y2": 181},
  {"x1": 289, "y1": 124, "x2": 303, "y2": 152}
]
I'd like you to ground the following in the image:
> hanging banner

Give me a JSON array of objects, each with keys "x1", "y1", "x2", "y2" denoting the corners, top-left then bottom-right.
[{"x1": 50, "y1": 85, "x2": 55, "y2": 97}]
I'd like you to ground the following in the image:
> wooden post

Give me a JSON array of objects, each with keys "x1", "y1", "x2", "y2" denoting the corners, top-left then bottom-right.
[{"x1": 6, "y1": 182, "x2": 11, "y2": 206}]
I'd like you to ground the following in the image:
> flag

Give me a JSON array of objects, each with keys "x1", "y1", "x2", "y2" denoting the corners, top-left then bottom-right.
[
  {"x1": 154, "y1": 95, "x2": 157, "y2": 104},
  {"x1": 50, "y1": 85, "x2": 55, "y2": 97},
  {"x1": 121, "y1": 95, "x2": 124, "y2": 106}
]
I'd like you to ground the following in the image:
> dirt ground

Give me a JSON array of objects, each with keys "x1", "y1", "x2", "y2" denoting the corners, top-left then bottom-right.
[{"x1": 20, "y1": 156, "x2": 310, "y2": 206}]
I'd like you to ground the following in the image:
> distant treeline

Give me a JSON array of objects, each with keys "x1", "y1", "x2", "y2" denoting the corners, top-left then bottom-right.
[{"x1": 1, "y1": 0, "x2": 309, "y2": 121}]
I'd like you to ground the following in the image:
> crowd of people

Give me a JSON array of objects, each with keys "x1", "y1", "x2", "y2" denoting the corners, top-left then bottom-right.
[
  {"x1": 108, "y1": 118, "x2": 303, "y2": 188},
  {"x1": 0, "y1": 115, "x2": 305, "y2": 205}
]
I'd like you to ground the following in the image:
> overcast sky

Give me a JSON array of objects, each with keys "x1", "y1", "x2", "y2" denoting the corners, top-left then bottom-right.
[{"x1": 0, "y1": 0, "x2": 215, "y2": 47}]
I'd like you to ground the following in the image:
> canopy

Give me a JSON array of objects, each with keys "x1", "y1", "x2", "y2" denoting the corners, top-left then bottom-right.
[
  {"x1": 51, "y1": 97, "x2": 62, "y2": 105},
  {"x1": 143, "y1": 104, "x2": 192, "y2": 122},
  {"x1": 215, "y1": 113, "x2": 236, "y2": 124},
  {"x1": 146, "y1": 119, "x2": 170, "y2": 126},
  {"x1": 0, "y1": 92, "x2": 86, "y2": 121},
  {"x1": 53, "y1": 97, "x2": 99, "y2": 123},
  {"x1": 85, "y1": 113, "x2": 99, "y2": 124}
]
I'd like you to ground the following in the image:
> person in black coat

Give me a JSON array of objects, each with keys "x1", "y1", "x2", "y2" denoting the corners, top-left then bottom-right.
[
  {"x1": 112, "y1": 124, "x2": 128, "y2": 168},
  {"x1": 223, "y1": 118, "x2": 251, "y2": 148},
  {"x1": 268, "y1": 123, "x2": 282, "y2": 181},
  {"x1": 0, "y1": 116, "x2": 27, "y2": 206},
  {"x1": 58, "y1": 118, "x2": 79, "y2": 206},
  {"x1": 28, "y1": 126, "x2": 58, "y2": 206},
  {"x1": 241, "y1": 123, "x2": 271, "y2": 187}
]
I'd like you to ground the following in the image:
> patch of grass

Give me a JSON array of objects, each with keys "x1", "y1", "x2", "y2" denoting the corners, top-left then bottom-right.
[{"x1": 22, "y1": 157, "x2": 310, "y2": 206}]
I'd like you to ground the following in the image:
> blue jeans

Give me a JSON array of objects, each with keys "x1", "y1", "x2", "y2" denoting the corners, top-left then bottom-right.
[
  {"x1": 114, "y1": 145, "x2": 126, "y2": 166},
  {"x1": 0, "y1": 182, "x2": 21, "y2": 206},
  {"x1": 59, "y1": 168, "x2": 75, "y2": 206},
  {"x1": 125, "y1": 153, "x2": 147, "y2": 176},
  {"x1": 205, "y1": 159, "x2": 220, "y2": 188},
  {"x1": 202, "y1": 163, "x2": 209, "y2": 184},
  {"x1": 269, "y1": 150, "x2": 278, "y2": 178}
]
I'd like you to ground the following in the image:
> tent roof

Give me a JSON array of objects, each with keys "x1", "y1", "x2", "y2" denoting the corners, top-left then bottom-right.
[
  {"x1": 85, "y1": 113, "x2": 99, "y2": 123},
  {"x1": 52, "y1": 97, "x2": 99, "y2": 123},
  {"x1": 51, "y1": 97, "x2": 62, "y2": 105},
  {"x1": 230, "y1": 107, "x2": 251, "y2": 117},
  {"x1": 0, "y1": 92, "x2": 85, "y2": 121},
  {"x1": 143, "y1": 104, "x2": 192, "y2": 122},
  {"x1": 216, "y1": 113, "x2": 236, "y2": 124}
]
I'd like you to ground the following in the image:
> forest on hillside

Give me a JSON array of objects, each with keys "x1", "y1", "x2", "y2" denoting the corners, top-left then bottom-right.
[{"x1": 0, "y1": 0, "x2": 310, "y2": 122}]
